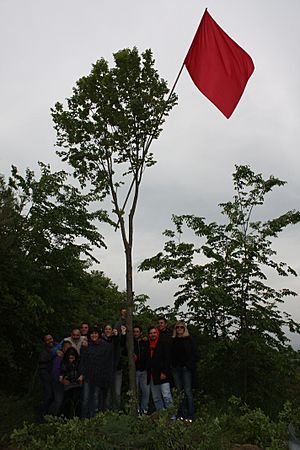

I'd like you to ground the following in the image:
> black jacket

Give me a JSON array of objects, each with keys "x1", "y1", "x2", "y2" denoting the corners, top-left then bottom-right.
[
  {"x1": 79, "y1": 340, "x2": 114, "y2": 388},
  {"x1": 134, "y1": 338, "x2": 148, "y2": 372},
  {"x1": 146, "y1": 338, "x2": 171, "y2": 385},
  {"x1": 171, "y1": 336, "x2": 197, "y2": 372}
]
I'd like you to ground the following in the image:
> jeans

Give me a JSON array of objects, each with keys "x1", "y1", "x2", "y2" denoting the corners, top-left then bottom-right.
[
  {"x1": 48, "y1": 381, "x2": 64, "y2": 416},
  {"x1": 172, "y1": 366, "x2": 195, "y2": 419},
  {"x1": 105, "y1": 369, "x2": 122, "y2": 411},
  {"x1": 81, "y1": 381, "x2": 101, "y2": 418},
  {"x1": 150, "y1": 380, "x2": 173, "y2": 411},
  {"x1": 136, "y1": 370, "x2": 150, "y2": 413}
]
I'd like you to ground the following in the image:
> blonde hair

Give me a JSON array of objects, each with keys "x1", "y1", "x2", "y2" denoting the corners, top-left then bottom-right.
[{"x1": 172, "y1": 320, "x2": 190, "y2": 338}]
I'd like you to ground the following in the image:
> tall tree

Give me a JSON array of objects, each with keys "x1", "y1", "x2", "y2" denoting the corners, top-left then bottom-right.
[
  {"x1": 140, "y1": 165, "x2": 300, "y2": 398},
  {"x1": 51, "y1": 47, "x2": 177, "y2": 404}
]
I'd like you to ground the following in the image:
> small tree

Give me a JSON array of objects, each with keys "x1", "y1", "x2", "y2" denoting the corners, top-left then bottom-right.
[
  {"x1": 51, "y1": 47, "x2": 177, "y2": 406},
  {"x1": 140, "y1": 165, "x2": 300, "y2": 398}
]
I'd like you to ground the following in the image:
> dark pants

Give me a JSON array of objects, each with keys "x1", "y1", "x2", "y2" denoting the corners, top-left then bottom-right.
[
  {"x1": 62, "y1": 386, "x2": 81, "y2": 418},
  {"x1": 39, "y1": 371, "x2": 53, "y2": 420},
  {"x1": 172, "y1": 366, "x2": 195, "y2": 420},
  {"x1": 81, "y1": 381, "x2": 108, "y2": 418},
  {"x1": 105, "y1": 369, "x2": 122, "y2": 411},
  {"x1": 48, "y1": 381, "x2": 64, "y2": 416}
]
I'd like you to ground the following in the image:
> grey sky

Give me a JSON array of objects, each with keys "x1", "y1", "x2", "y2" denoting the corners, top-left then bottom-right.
[{"x1": 1, "y1": 1, "x2": 300, "y2": 342}]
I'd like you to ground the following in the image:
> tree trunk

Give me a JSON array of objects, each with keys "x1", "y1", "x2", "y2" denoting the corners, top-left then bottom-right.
[{"x1": 125, "y1": 245, "x2": 138, "y2": 414}]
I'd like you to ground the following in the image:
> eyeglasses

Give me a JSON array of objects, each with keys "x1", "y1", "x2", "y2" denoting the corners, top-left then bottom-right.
[{"x1": 176, "y1": 326, "x2": 185, "y2": 329}]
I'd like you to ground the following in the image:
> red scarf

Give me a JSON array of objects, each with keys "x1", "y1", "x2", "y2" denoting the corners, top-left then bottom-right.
[{"x1": 148, "y1": 328, "x2": 160, "y2": 357}]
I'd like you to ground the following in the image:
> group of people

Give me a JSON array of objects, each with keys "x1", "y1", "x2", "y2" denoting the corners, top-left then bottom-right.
[{"x1": 38, "y1": 311, "x2": 197, "y2": 422}]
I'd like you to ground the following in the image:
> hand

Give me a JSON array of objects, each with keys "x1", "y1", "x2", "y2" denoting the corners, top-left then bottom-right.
[
  {"x1": 160, "y1": 372, "x2": 167, "y2": 380},
  {"x1": 56, "y1": 350, "x2": 63, "y2": 357},
  {"x1": 77, "y1": 375, "x2": 83, "y2": 384},
  {"x1": 63, "y1": 379, "x2": 70, "y2": 386}
]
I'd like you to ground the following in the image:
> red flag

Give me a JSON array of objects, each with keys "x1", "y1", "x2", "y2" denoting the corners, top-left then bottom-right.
[{"x1": 185, "y1": 9, "x2": 254, "y2": 118}]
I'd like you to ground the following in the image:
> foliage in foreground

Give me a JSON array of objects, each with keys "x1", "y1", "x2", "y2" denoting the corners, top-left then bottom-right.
[{"x1": 11, "y1": 398, "x2": 300, "y2": 450}]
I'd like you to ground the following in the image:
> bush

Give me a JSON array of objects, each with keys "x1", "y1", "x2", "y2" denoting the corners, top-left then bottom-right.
[{"x1": 10, "y1": 399, "x2": 295, "y2": 450}]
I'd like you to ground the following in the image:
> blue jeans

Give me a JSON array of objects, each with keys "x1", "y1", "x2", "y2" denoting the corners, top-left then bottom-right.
[
  {"x1": 81, "y1": 381, "x2": 100, "y2": 418},
  {"x1": 150, "y1": 380, "x2": 173, "y2": 411},
  {"x1": 49, "y1": 381, "x2": 64, "y2": 416},
  {"x1": 105, "y1": 369, "x2": 122, "y2": 411},
  {"x1": 136, "y1": 370, "x2": 150, "y2": 413},
  {"x1": 172, "y1": 366, "x2": 195, "y2": 419}
]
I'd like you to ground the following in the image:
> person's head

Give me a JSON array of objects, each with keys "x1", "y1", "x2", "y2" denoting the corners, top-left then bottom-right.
[
  {"x1": 133, "y1": 325, "x2": 142, "y2": 339},
  {"x1": 80, "y1": 322, "x2": 90, "y2": 336},
  {"x1": 90, "y1": 327, "x2": 101, "y2": 343},
  {"x1": 62, "y1": 340, "x2": 72, "y2": 353},
  {"x1": 120, "y1": 308, "x2": 127, "y2": 318},
  {"x1": 157, "y1": 317, "x2": 167, "y2": 332},
  {"x1": 71, "y1": 328, "x2": 81, "y2": 341},
  {"x1": 43, "y1": 334, "x2": 54, "y2": 348},
  {"x1": 173, "y1": 320, "x2": 190, "y2": 338},
  {"x1": 64, "y1": 347, "x2": 79, "y2": 364},
  {"x1": 103, "y1": 324, "x2": 113, "y2": 337},
  {"x1": 148, "y1": 327, "x2": 158, "y2": 342}
]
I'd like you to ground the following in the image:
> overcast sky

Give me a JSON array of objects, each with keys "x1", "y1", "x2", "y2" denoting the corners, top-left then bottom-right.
[{"x1": 1, "y1": 0, "x2": 300, "y2": 342}]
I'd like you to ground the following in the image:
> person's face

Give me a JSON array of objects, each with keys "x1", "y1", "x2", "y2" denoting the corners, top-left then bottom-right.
[
  {"x1": 133, "y1": 328, "x2": 141, "y2": 339},
  {"x1": 121, "y1": 309, "x2": 127, "y2": 318},
  {"x1": 63, "y1": 342, "x2": 72, "y2": 352},
  {"x1": 158, "y1": 320, "x2": 167, "y2": 332},
  {"x1": 148, "y1": 329, "x2": 157, "y2": 341},
  {"x1": 71, "y1": 329, "x2": 81, "y2": 341},
  {"x1": 80, "y1": 324, "x2": 89, "y2": 336},
  {"x1": 90, "y1": 331, "x2": 100, "y2": 342},
  {"x1": 176, "y1": 324, "x2": 185, "y2": 336},
  {"x1": 104, "y1": 325, "x2": 113, "y2": 337},
  {"x1": 44, "y1": 335, "x2": 54, "y2": 348},
  {"x1": 68, "y1": 354, "x2": 76, "y2": 364}
]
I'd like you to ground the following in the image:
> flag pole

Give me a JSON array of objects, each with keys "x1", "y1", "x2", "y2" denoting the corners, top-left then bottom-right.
[{"x1": 114, "y1": 61, "x2": 185, "y2": 231}]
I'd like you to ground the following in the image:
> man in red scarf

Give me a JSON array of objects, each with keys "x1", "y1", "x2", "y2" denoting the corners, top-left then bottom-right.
[{"x1": 146, "y1": 327, "x2": 173, "y2": 411}]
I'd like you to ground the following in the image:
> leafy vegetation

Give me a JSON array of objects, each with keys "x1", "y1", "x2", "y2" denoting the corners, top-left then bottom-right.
[
  {"x1": 10, "y1": 397, "x2": 300, "y2": 450},
  {"x1": 140, "y1": 165, "x2": 300, "y2": 411},
  {"x1": 0, "y1": 167, "x2": 124, "y2": 393}
]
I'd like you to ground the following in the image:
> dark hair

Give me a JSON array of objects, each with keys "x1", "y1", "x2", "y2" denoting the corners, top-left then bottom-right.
[
  {"x1": 80, "y1": 322, "x2": 89, "y2": 327},
  {"x1": 63, "y1": 347, "x2": 79, "y2": 363},
  {"x1": 148, "y1": 326, "x2": 157, "y2": 333},
  {"x1": 90, "y1": 326, "x2": 102, "y2": 336},
  {"x1": 157, "y1": 316, "x2": 167, "y2": 323},
  {"x1": 133, "y1": 325, "x2": 142, "y2": 332},
  {"x1": 42, "y1": 333, "x2": 52, "y2": 342}
]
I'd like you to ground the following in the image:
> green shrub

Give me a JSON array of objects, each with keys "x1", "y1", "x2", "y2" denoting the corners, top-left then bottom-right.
[{"x1": 10, "y1": 398, "x2": 294, "y2": 450}]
